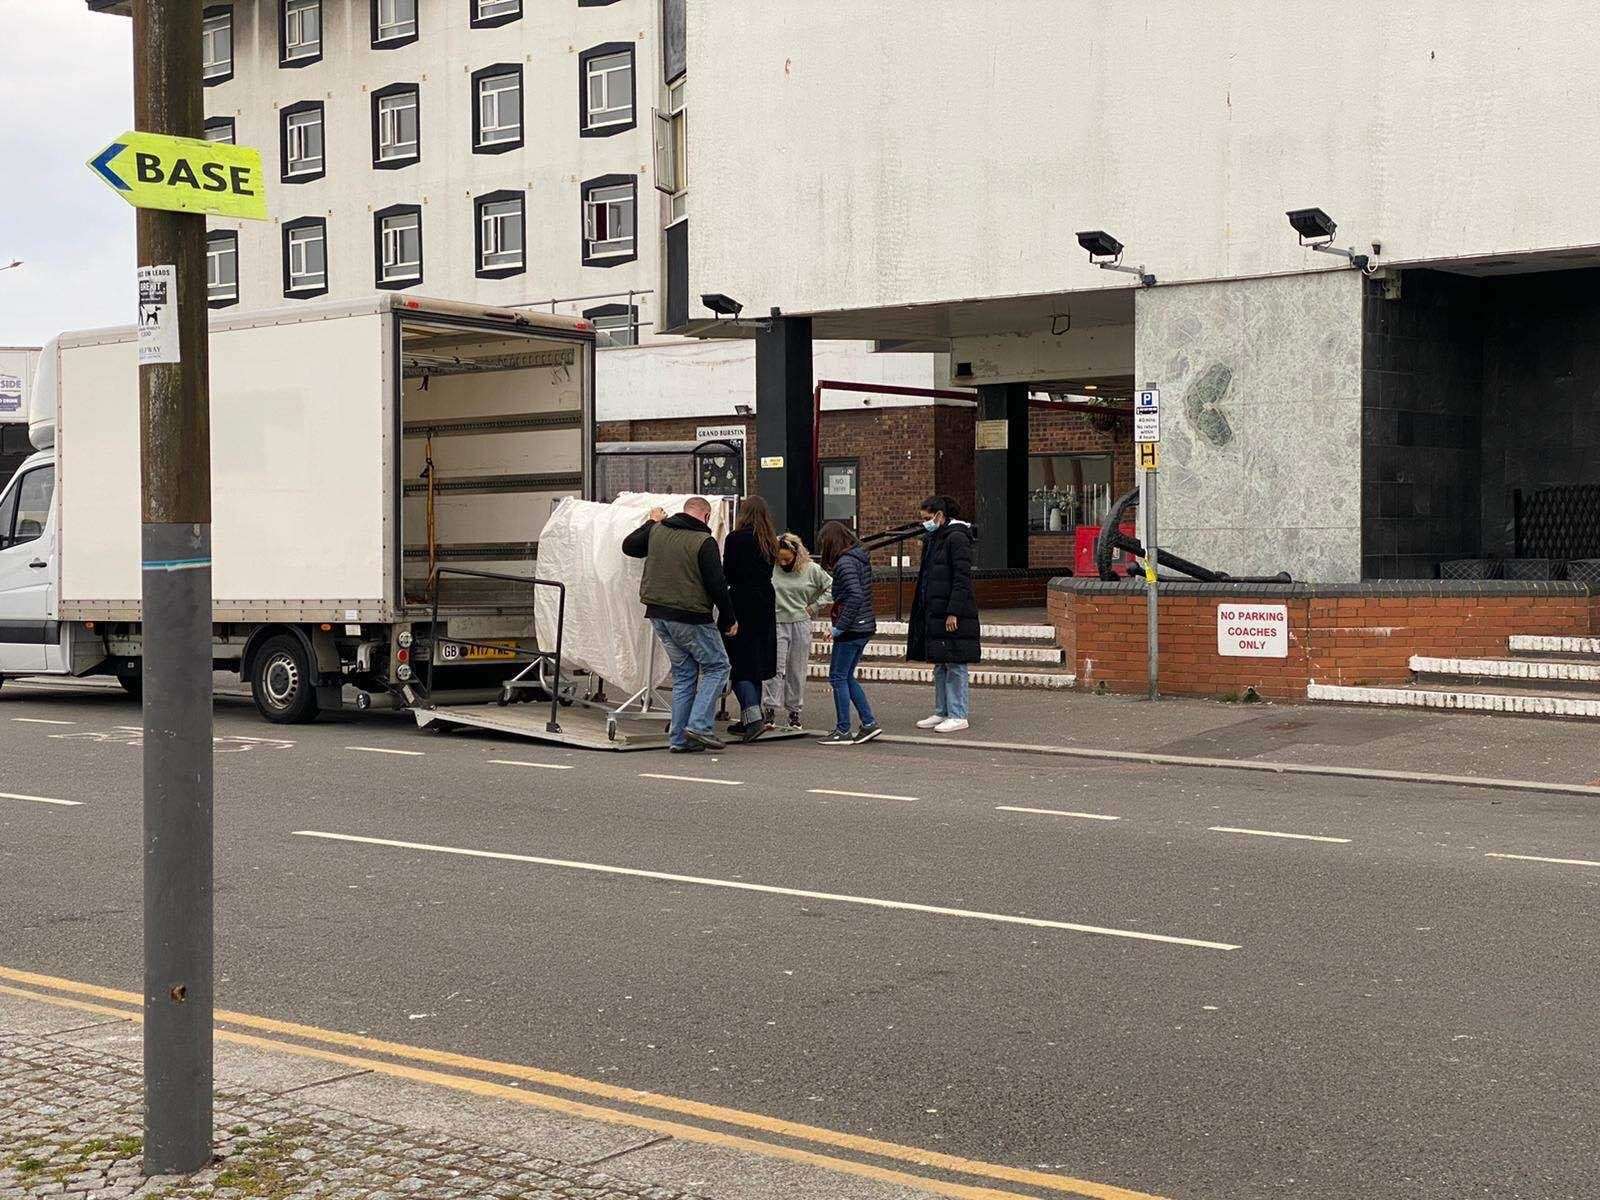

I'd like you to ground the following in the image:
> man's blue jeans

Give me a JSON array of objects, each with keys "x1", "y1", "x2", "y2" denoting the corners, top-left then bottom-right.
[
  {"x1": 828, "y1": 635, "x2": 876, "y2": 734},
  {"x1": 651, "y1": 619, "x2": 731, "y2": 748},
  {"x1": 933, "y1": 663, "x2": 970, "y2": 719}
]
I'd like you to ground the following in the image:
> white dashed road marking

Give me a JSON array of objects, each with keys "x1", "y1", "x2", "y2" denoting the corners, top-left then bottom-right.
[
  {"x1": 638, "y1": 773, "x2": 744, "y2": 787},
  {"x1": 808, "y1": 788, "x2": 917, "y2": 802},
  {"x1": 11, "y1": 717, "x2": 76, "y2": 726},
  {"x1": 1485, "y1": 852, "x2": 1600, "y2": 869},
  {"x1": 489, "y1": 759, "x2": 575, "y2": 771},
  {"x1": 0, "y1": 792, "x2": 82, "y2": 808},
  {"x1": 996, "y1": 806, "x2": 1120, "y2": 821},
  {"x1": 291, "y1": 830, "x2": 1242, "y2": 951},
  {"x1": 1208, "y1": 826, "x2": 1351, "y2": 844},
  {"x1": 345, "y1": 746, "x2": 425, "y2": 757}
]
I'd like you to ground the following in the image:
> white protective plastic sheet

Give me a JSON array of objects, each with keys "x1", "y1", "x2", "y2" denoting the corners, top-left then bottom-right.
[{"x1": 535, "y1": 493, "x2": 732, "y2": 695}]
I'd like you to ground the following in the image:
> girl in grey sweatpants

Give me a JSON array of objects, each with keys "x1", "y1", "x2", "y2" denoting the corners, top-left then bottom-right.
[{"x1": 763, "y1": 532, "x2": 832, "y2": 728}]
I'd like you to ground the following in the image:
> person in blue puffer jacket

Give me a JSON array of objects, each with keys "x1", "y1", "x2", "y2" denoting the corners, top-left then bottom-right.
[{"x1": 815, "y1": 520, "x2": 881, "y2": 745}]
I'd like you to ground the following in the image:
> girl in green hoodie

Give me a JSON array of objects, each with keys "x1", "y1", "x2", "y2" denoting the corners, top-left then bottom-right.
[{"x1": 763, "y1": 532, "x2": 832, "y2": 729}]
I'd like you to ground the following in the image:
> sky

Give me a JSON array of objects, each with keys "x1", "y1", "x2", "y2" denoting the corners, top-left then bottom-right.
[{"x1": 0, "y1": 0, "x2": 136, "y2": 345}]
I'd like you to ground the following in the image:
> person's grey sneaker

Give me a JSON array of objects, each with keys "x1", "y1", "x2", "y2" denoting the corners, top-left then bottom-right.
[
  {"x1": 852, "y1": 723, "x2": 883, "y2": 745},
  {"x1": 685, "y1": 728, "x2": 727, "y2": 751},
  {"x1": 669, "y1": 742, "x2": 705, "y2": 754},
  {"x1": 817, "y1": 729, "x2": 853, "y2": 746}
]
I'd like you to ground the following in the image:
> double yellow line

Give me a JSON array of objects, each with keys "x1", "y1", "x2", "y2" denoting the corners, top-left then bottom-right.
[{"x1": 0, "y1": 965, "x2": 1166, "y2": 1200}]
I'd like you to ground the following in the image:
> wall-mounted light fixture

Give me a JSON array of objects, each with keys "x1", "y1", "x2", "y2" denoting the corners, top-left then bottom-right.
[
  {"x1": 1076, "y1": 230, "x2": 1155, "y2": 287},
  {"x1": 701, "y1": 292, "x2": 744, "y2": 319},
  {"x1": 1286, "y1": 208, "x2": 1372, "y2": 271}
]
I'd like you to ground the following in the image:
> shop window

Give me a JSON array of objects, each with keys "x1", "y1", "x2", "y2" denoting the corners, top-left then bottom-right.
[
  {"x1": 1029, "y1": 453, "x2": 1112, "y2": 532},
  {"x1": 820, "y1": 460, "x2": 859, "y2": 530}
]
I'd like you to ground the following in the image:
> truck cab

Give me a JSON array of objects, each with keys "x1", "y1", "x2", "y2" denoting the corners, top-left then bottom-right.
[{"x1": 0, "y1": 448, "x2": 60, "y2": 680}]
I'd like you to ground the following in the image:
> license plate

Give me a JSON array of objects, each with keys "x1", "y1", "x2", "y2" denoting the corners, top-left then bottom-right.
[{"x1": 438, "y1": 639, "x2": 519, "y2": 663}]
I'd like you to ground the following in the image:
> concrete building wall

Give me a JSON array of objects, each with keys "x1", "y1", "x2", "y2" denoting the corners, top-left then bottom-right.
[
  {"x1": 685, "y1": 1, "x2": 1600, "y2": 317},
  {"x1": 1135, "y1": 272, "x2": 1364, "y2": 582}
]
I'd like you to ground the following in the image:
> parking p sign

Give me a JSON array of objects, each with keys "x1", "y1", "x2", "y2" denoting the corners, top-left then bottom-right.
[{"x1": 1135, "y1": 388, "x2": 1160, "y2": 442}]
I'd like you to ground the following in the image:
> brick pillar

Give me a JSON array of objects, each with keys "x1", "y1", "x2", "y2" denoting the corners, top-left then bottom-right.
[{"x1": 974, "y1": 383, "x2": 1029, "y2": 569}]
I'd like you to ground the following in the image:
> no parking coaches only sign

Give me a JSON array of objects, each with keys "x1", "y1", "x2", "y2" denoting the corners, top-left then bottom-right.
[
  {"x1": 1217, "y1": 603, "x2": 1288, "y2": 658},
  {"x1": 88, "y1": 130, "x2": 268, "y2": 220}
]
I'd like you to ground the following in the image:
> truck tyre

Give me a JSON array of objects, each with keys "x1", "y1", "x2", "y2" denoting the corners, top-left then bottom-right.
[{"x1": 250, "y1": 634, "x2": 320, "y2": 724}]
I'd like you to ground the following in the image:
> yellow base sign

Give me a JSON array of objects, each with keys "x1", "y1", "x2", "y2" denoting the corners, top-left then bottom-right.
[{"x1": 89, "y1": 130, "x2": 268, "y2": 221}]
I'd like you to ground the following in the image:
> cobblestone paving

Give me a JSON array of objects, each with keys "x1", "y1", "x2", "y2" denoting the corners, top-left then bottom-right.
[{"x1": 0, "y1": 1031, "x2": 705, "y2": 1200}]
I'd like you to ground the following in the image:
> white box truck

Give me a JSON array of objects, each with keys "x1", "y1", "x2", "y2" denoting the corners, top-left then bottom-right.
[{"x1": 0, "y1": 295, "x2": 593, "y2": 728}]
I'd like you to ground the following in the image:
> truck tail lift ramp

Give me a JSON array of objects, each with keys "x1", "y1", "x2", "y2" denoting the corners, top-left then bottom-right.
[{"x1": 409, "y1": 567, "x2": 807, "y2": 750}]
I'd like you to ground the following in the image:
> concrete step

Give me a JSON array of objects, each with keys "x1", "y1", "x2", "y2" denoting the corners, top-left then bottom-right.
[
  {"x1": 1411, "y1": 655, "x2": 1600, "y2": 692},
  {"x1": 1508, "y1": 634, "x2": 1600, "y2": 659},
  {"x1": 809, "y1": 619, "x2": 1057, "y2": 644},
  {"x1": 808, "y1": 639, "x2": 1065, "y2": 666},
  {"x1": 806, "y1": 662, "x2": 1076, "y2": 689},
  {"x1": 1309, "y1": 681, "x2": 1600, "y2": 719}
]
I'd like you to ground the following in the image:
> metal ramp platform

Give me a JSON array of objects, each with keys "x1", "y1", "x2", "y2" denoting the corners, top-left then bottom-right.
[{"x1": 412, "y1": 702, "x2": 812, "y2": 751}]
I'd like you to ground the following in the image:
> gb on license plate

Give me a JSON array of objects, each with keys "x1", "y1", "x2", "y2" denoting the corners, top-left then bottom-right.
[{"x1": 439, "y1": 639, "x2": 519, "y2": 662}]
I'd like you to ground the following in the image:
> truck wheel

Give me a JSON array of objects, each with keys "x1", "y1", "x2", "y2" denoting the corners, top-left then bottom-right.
[
  {"x1": 118, "y1": 674, "x2": 142, "y2": 702},
  {"x1": 250, "y1": 635, "x2": 320, "y2": 724}
]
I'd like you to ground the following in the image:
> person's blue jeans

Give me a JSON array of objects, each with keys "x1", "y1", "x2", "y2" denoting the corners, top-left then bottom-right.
[
  {"x1": 828, "y1": 635, "x2": 876, "y2": 734},
  {"x1": 651, "y1": 619, "x2": 731, "y2": 748},
  {"x1": 933, "y1": 662, "x2": 970, "y2": 719},
  {"x1": 732, "y1": 678, "x2": 763, "y2": 723}
]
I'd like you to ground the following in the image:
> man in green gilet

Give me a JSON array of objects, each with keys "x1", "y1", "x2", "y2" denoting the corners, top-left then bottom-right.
[{"x1": 622, "y1": 497, "x2": 737, "y2": 752}]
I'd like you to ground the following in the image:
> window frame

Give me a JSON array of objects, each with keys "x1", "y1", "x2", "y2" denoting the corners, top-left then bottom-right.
[
  {"x1": 579, "y1": 43, "x2": 636, "y2": 137},
  {"x1": 204, "y1": 116, "x2": 236, "y2": 144},
  {"x1": 202, "y1": 6, "x2": 233, "y2": 85},
  {"x1": 370, "y1": 82, "x2": 420, "y2": 169},
  {"x1": 471, "y1": 63, "x2": 524, "y2": 154},
  {"x1": 819, "y1": 459, "x2": 860, "y2": 531},
  {"x1": 281, "y1": 215, "x2": 329, "y2": 299},
  {"x1": 370, "y1": 0, "x2": 419, "y2": 49},
  {"x1": 0, "y1": 464, "x2": 55, "y2": 551},
  {"x1": 473, "y1": 190, "x2": 526, "y2": 280},
  {"x1": 653, "y1": 76, "x2": 687, "y2": 222},
  {"x1": 580, "y1": 174, "x2": 638, "y2": 268},
  {"x1": 1026, "y1": 451, "x2": 1115, "y2": 533},
  {"x1": 373, "y1": 203, "x2": 424, "y2": 290},
  {"x1": 583, "y1": 302, "x2": 640, "y2": 348},
  {"x1": 279, "y1": 0, "x2": 322, "y2": 68},
  {"x1": 206, "y1": 230, "x2": 240, "y2": 309},
  {"x1": 471, "y1": 0, "x2": 522, "y2": 29},
  {"x1": 279, "y1": 100, "x2": 326, "y2": 184}
]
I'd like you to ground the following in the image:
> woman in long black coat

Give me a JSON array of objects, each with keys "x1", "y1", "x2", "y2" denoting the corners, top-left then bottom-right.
[
  {"x1": 722, "y1": 495, "x2": 779, "y2": 737},
  {"x1": 906, "y1": 495, "x2": 981, "y2": 731}
]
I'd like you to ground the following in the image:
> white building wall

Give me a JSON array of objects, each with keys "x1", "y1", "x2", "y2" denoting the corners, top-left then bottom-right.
[
  {"x1": 685, "y1": 0, "x2": 1600, "y2": 316},
  {"x1": 207, "y1": 0, "x2": 666, "y2": 330}
]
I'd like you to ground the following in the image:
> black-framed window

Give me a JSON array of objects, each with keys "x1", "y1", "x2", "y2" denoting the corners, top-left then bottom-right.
[
  {"x1": 472, "y1": 64, "x2": 523, "y2": 153},
  {"x1": 280, "y1": 0, "x2": 322, "y2": 67},
  {"x1": 0, "y1": 464, "x2": 54, "y2": 551},
  {"x1": 1027, "y1": 453, "x2": 1113, "y2": 532},
  {"x1": 374, "y1": 203, "x2": 423, "y2": 289},
  {"x1": 474, "y1": 190, "x2": 525, "y2": 279},
  {"x1": 471, "y1": 0, "x2": 521, "y2": 28},
  {"x1": 584, "y1": 302, "x2": 639, "y2": 347},
  {"x1": 282, "y1": 215, "x2": 328, "y2": 298},
  {"x1": 371, "y1": 83, "x2": 420, "y2": 169},
  {"x1": 280, "y1": 100, "x2": 325, "y2": 183},
  {"x1": 202, "y1": 6, "x2": 233, "y2": 85},
  {"x1": 579, "y1": 43, "x2": 635, "y2": 136},
  {"x1": 206, "y1": 230, "x2": 239, "y2": 308},
  {"x1": 580, "y1": 174, "x2": 636, "y2": 267},
  {"x1": 370, "y1": 0, "x2": 418, "y2": 48},
  {"x1": 820, "y1": 460, "x2": 859, "y2": 530},
  {"x1": 204, "y1": 116, "x2": 236, "y2": 144}
]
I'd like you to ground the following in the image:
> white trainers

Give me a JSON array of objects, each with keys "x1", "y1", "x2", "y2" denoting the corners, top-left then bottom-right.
[
  {"x1": 915, "y1": 714, "x2": 945, "y2": 729},
  {"x1": 934, "y1": 718, "x2": 969, "y2": 733}
]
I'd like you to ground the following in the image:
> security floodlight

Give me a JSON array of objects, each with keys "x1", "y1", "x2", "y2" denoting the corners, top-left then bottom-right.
[
  {"x1": 1286, "y1": 207, "x2": 1371, "y2": 271},
  {"x1": 1075, "y1": 230, "x2": 1155, "y2": 287},
  {"x1": 0, "y1": 260, "x2": 22, "y2": 272},
  {"x1": 701, "y1": 293, "x2": 743, "y2": 318},
  {"x1": 733, "y1": 403, "x2": 753, "y2": 416}
]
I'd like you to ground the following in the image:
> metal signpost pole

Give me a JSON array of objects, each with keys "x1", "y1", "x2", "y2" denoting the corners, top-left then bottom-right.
[
  {"x1": 134, "y1": 0, "x2": 215, "y2": 1175},
  {"x1": 1135, "y1": 387, "x2": 1162, "y2": 702}
]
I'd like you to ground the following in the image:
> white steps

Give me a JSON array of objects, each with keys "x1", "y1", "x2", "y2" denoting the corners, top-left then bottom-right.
[
  {"x1": 809, "y1": 639, "x2": 1064, "y2": 665},
  {"x1": 1509, "y1": 635, "x2": 1600, "y2": 657},
  {"x1": 806, "y1": 662, "x2": 1076, "y2": 689},
  {"x1": 809, "y1": 619, "x2": 1056, "y2": 643},
  {"x1": 1411, "y1": 655, "x2": 1600, "y2": 688},
  {"x1": 1309, "y1": 682, "x2": 1600, "y2": 719}
]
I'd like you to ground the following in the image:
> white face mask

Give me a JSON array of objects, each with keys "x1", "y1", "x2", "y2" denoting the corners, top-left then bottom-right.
[{"x1": 922, "y1": 517, "x2": 940, "y2": 532}]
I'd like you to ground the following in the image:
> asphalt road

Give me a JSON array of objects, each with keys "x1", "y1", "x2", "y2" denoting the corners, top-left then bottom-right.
[{"x1": 2, "y1": 680, "x2": 1597, "y2": 1200}]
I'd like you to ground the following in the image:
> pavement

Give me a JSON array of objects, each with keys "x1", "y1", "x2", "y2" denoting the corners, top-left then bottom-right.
[{"x1": 2, "y1": 676, "x2": 1599, "y2": 1199}]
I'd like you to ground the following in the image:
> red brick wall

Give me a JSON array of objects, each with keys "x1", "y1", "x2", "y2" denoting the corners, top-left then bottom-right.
[{"x1": 1049, "y1": 585, "x2": 1599, "y2": 700}]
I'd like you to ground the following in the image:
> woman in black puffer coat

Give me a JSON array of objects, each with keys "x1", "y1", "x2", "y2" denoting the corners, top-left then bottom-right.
[{"x1": 906, "y1": 496, "x2": 980, "y2": 731}]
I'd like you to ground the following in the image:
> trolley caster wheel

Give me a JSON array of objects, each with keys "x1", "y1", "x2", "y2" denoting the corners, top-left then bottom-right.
[{"x1": 606, "y1": 719, "x2": 618, "y2": 742}]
